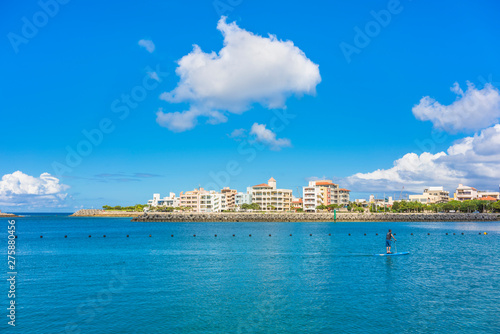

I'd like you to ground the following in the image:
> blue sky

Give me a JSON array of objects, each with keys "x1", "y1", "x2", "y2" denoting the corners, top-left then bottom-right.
[{"x1": 1, "y1": 0, "x2": 500, "y2": 211}]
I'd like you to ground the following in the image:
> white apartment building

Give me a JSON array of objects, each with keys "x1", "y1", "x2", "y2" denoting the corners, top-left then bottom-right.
[
  {"x1": 235, "y1": 192, "x2": 252, "y2": 206},
  {"x1": 248, "y1": 177, "x2": 292, "y2": 211},
  {"x1": 455, "y1": 184, "x2": 478, "y2": 201},
  {"x1": 409, "y1": 187, "x2": 450, "y2": 204},
  {"x1": 303, "y1": 184, "x2": 322, "y2": 212},
  {"x1": 147, "y1": 193, "x2": 180, "y2": 207},
  {"x1": 199, "y1": 191, "x2": 226, "y2": 213}
]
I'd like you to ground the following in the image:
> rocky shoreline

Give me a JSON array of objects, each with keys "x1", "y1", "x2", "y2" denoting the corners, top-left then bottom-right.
[{"x1": 130, "y1": 212, "x2": 500, "y2": 222}]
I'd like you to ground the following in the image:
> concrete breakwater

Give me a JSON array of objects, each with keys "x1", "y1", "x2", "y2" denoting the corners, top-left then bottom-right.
[
  {"x1": 71, "y1": 209, "x2": 143, "y2": 217},
  {"x1": 131, "y1": 212, "x2": 500, "y2": 222},
  {"x1": 0, "y1": 212, "x2": 18, "y2": 218}
]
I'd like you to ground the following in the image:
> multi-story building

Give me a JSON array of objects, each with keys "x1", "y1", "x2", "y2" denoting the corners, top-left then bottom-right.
[
  {"x1": 179, "y1": 188, "x2": 202, "y2": 211},
  {"x1": 409, "y1": 187, "x2": 450, "y2": 204},
  {"x1": 455, "y1": 184, "x2": 499, "y2": 201},
  {"x1": 455, "y1": 184, "x2": 478, "y2": 201},
  {"x1": 199, "y1": 191, "x2": 226, "y2": 212},
  {"x1": 303, "y1": 180, "x2": 350, "y2": 212},
  {"x1": 478, "y1": 191, "x2": 500, "y2": 200},
  {"x1": 303, "y1": 184, "x2": 322, "y2": 212},
  {"x1": 221, "y1": 187, "x2": 237, "y2": 209},
  {"x1": 180, "y1": 188, "x2": 227, "y2": 212},
  {"x1": 235, "y1": 192, "x2": 252, "y2": 207},
  {"x1": 147, "y1": 193, "x2": 180, "y2": 207},
  {"x1": 248, "y1": 177, "x2": 292, "y2": 211}
]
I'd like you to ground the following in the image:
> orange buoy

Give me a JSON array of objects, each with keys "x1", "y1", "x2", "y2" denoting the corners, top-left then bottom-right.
[
  {"x1": 64, "y1": 235, "x2": 67, "y2": 238},
  {"x1": 193, "y1": 234, "x2": 196, "y2": 237},
  {"x1": 364, "y1": 233, "x2": 366, "y2": 236},
  {"x1": 269, "y1": 234, "x2": 271, "y2": 237},
  {"x1": 290, "y1": 234, "x2": 292, "y2": 236},
  {"x1": 411, "y1": 233, "x2": 413, "y2": 235},
  {"x1": 376, "y1": 233, "x2": 378, "y2": 236},
  {"x1": 149, "y1": 234, "x2": 151, "y2": 237},
  {"x1": 171, "y1": 234, "x2": 174, "y2": 237},
  {"x1": 328, "y1": 233, "x2": 331, "y2": 236},
  {"x1": 104, "y1": 235, "x2": 106, "y2": 238},
  {"x1": 233, "y1": 234, "x2": 235, "y2": 237},
  {"x1": 89, "y1": 235, "x2": 91, "y2": 238},
  {"x1": 249, "y1": 234, "x2": 252, "y2": 237},
  {"x1": 127, "y1": 235, "x2": 129, "y2": 237},
  {"x1": 427, "y1": 233, "x2": 430, "y2": 235},
  {"x1": 461, "y1": 232, "x2": 464, "y2": 235},
  {"x1": 453, "y1": 233, "x2": 455, "y2": 235},
  {"x1": 40, "y1": 236, "x2": 43, "y2": 238},
  {"x1": 215, "y1": 234, "x2": 217, "y2": 237},
  {"x1": 348, "y1": 233, "x2": 351, "y2": 236}
]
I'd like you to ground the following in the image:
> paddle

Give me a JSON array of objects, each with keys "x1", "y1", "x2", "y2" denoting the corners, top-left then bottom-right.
[{"x1": 394, "y1": 240, "x2": 397, "y2": 254}]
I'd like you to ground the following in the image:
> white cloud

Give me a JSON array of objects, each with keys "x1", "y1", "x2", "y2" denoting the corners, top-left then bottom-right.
[
  {"x1": 156, "y1": 16, "x2": 321, "y2": 132},
  {"x1": 155, "y1": 107, "x2": 227, "y2": 132},
  {"x1": 138, "y1": 39, "x2": 155, "y2": 53},
  {"x1": 344, "y1": 124, "x2": 500, "y2": 193},
  {"x1": 0, "y1": 171, "x2": 69, "y2": 207},
  {"x1": 228, "y1": 128, "x2": 247, "y2": 139},
  {"x1": 412, "y1": 82, "x2": 500, "y2": 133},
  {"x1": 249, "y1": 123, "x2": 291, "y2": 151}
]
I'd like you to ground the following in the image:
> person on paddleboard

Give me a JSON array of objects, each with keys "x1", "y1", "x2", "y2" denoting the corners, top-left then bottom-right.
[{"x1": 386, "y1": 229, "x2": 396, "y2": 254}]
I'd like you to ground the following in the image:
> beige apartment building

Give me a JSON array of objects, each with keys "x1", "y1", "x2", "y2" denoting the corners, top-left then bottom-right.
[
  {"x1": 303, "y1": 180, "x2": 350, "y2": 212},
  {"x1": 409, "y1": 187, "x2": 450, "y2": 204},
  {"x1": 221, "y1": 187, "x2": 237, "y2": 209},
  {"x1": 180, "y1": 188, "x2": 226, "y2": 212},
  {"x1": 248, "y1": 177, "x2": 292, "y2": 211}
]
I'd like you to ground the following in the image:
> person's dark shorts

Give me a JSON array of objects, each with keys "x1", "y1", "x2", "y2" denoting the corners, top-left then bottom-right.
[{"x1": 386, "y1": 240, "x2": 391, "y2": 247}]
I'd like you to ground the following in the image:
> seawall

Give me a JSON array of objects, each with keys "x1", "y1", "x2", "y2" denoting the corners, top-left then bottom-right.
[
  {"x1": 131, "y1": 212, "x2": 500, "y2": 222},
  {"x1": 0, "y1": 212, "x2": 18, "y2": 218},
  {"x1": 71, "y1": 209, "x2": 143, "y2": 217}
]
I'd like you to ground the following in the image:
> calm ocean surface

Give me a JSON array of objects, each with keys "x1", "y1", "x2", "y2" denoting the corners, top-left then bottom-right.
[{"x1": 1, "y1": 214, "x2": 499, "y2": 333}]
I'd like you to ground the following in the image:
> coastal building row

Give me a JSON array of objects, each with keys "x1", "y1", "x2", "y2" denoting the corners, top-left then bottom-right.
[{"x1": 147, "y1": 177, "x2": 351, "y2": 212}]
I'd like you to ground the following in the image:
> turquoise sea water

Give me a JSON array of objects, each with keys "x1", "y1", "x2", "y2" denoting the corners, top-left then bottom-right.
[{"x1": 1, "y1": 215, "x2": 499, "y2": 333}]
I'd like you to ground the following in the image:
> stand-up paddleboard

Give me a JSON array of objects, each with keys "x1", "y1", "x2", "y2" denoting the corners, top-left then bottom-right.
[{"x1": 374, "y1": 252, "x2": 410, "y2": 256}]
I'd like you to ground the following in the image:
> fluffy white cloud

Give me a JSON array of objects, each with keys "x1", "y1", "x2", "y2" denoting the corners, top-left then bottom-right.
[
  {"x1": 0, "y1": 171, "x2": 69, "y2": 207},
  {"x1": 344, "y1": 125, "x2": 500, "y2": 193},
  {"x1": 157, "y1": 17, "x2": 321, "y2": 132},
  {"x1": 138, "y1": 39, "x2": 155, "y2": 53},
  {"x1": 249, "y1": 123, "x2": 291, "y2": 150},
  {"x1": 412, "y1": 82, "x2": 500, "y2": 133}
]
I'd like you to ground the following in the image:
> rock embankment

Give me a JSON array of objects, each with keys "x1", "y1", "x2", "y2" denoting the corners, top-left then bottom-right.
[
  {"x1": 71, "y1": 209, "x2": 143, "y2": 217},
  {"x1": 0, "y1": 212, "x2": 18, "y2": 218},
  {"x1": 131, "y1": 212, "x2": 500, "y2": 222}
]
